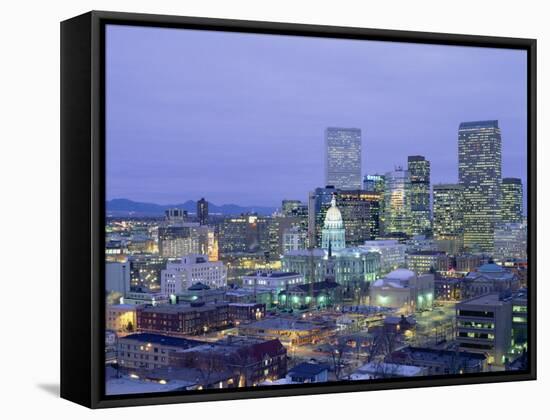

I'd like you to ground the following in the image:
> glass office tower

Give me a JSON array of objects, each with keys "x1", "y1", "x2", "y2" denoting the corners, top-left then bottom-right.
[
  {"x1": 458, "y1": 120, "x2": 502, "y2": 253},
  {"x1": 325, "y1": 127, "x2": 362, "y2": 190},
  {"x1": 383, "y1": 167, "x2": 410, "y2": 235},
  {"x1": 408, "y1": 155, "x2": 431, "y2": 236},
  {"x1": 500, "y1": 177, "x2": 523, "y2": 224}
]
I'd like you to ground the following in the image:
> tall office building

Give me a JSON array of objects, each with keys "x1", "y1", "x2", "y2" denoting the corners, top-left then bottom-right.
[
  {"x1": 197, "y1": 198, "x2": 208, "y2": 225},
  {"x1": 309, "y1": 186, "x2": 381, "y2": 247},
  {"x1": 364, "y1": 174, "x2": 385, "y2": 234},
  {"x1": 363, "y1": 174, "x2": 385, "y2": 193},
  {"x1": 281, "y1": 199, "x2": 306, "y2": 216},
  {"x1": 494, "y1": 222, "x2": 527, "y2": 261},
  {"x1": 383, "y1": 167, "x2": 410, "y2": 235},
  {"x1": 433, "y1": 184, "x2": 464, "y2": 254},
  {"x1": 408, "y1": 156, "x2": 431, "y2": 236},
  {"x1": 458, "y1": 120, "x2": 502, "y2": 253},
  {"x1": 325, "y1": 127, "x2": 362, "y2": 190},
  {"x1": 218, "y1": 214, "x2": 270, "y2": 255},
  {"x1": 165, "y1": 208, "x2": 187, "y2": 222},
  {"x1": 158, "y1": 223, "x2": 215, "y2": 259},
  {"x1": 337, "y1": 190, "x2": 382, "y2": 244},
  {"x1": 500, "y1": 178, "x2": 523, "y2": 224}
]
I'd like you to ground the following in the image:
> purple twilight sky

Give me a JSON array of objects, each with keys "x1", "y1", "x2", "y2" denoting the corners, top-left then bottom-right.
[{"x1": 106, "y1": 24, "x2": 527, "y2": 208}]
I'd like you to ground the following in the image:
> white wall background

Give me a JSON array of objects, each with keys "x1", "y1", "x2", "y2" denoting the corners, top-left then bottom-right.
[{"x1": 0, "y1": 0, "x2": 546, "y2": 418}]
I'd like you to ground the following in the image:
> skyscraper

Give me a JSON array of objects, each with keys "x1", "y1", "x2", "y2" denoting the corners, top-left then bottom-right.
[
  {"x1": 165, "y1": 208, "x2": 187, "y2": 222},
  {"x1": 383, "y1": 167, "x2": 410, "y2": 235},
  {"x1": 500, "y1": 178, "x2": 523, "y2": 223},
  {"x1": 433, "y1": 184, "x2": 464, "y2": 254},
  {"x1": 363, "y1": 174, "x2": 385, "y2": 193},
  {"x1": 197, "y1": 198, "x2": 208, "y2": 225},
  {"x1": 281, "y1": 199, "x2": 305, "y2": 216},
  {"x1": 408, "y1": 156, "x2": 431, "y2": 235},
  {"x1": 325, "y1": 127, "x2": 362, "y2": 190},
  {"x1": 458, "y1": 120, "x2": 502, "y2": 253},
  {"x1": 337, "y1": 190, "x2": 382, "y2": 244},
  {"x1": 363, "y1": 174, "x2": 385, "y2": 233}
]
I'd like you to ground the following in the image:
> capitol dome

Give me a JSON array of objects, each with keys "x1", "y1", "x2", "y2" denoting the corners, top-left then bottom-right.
[
  {"x1": 324, "y1": 195, "x2": 344, "y2": 228},
  {"x1": 321, "y1": 195, "x2": 346, "y2": 251}
]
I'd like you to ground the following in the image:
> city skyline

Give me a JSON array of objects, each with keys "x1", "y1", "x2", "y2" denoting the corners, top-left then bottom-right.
[
  {"x1": 106, "y1": 25, "x2": 527, "y2": 207},
  {"x1": 104, "y1": 24, "x2": 530, "y2": 396}
]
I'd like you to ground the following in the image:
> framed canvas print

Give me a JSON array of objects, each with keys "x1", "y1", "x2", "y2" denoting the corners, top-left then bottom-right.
[{"x1": 60, "y1": 11, "x2": 536, "y2": 408}]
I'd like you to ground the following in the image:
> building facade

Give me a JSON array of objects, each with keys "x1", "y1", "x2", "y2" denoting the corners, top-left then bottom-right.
[
  {"x1": 106, "y1": 261, "x2": 131, "y2": 295},
  {"x1": 219, "y1": 214, "x2": 270, "y2": 255},
  {"x1": 325, "y1": 127, "x2": 362, "y2": 190},
  {"x1": 433, "y1": 183, "x2": 464, "y2": 254},
  {"x1": 369, "y1": 269, "x2": 434, "y2": 312},
  {"x1": 242, "y1": 270, "x2": 305, "y2": 291},
  {"x1": 197, "y1": 198, "x2": 208, "y2": 225},
  {"x1": 458, "y1": 120, "x2": 502, "y2": 253},
  {"x1": 321, "y1": 195, "x2": 346, "y2": 250},
  {"x1": 106, "y1": 303, "x2": 140, "y2": 333},
  {"x1": 406, "y1": 251, "x2": 450, "y2": 274},
  {"x1": 158, "y1": 223, "x2": 215, "y2": 259},
  {"x1": 407, "y1": 156, "x2": 431, "y2": 236},
  {"x1": 383, "y1": 167, "x2": 410, "y2": 235},
  {"x1": 462, "y1": 263, "x2": 520, "y2": 298},
  {"x1": 337, "y1": 190, "x2": 382, "y2": 244},
  {"x1": 500, "y1": 178, "x2": 523, "y2": 224},
  {"x1": 456, "y1": 294, "x2": 512, "y2": 365},
  {"x1": 361, "y1": 240, "x2": 406, "y2": 274},
  {"x1": 137, "y1": 303, "x2": 230, "y2": 336},
  {"x1": 117, "y1": 333, "x2": 201, "y2": 370},
  {"x1": 282, "y1": 248, "x2": 380, "y2": 286},
  {"x1": 161, "y1": 254, "x2": 227, "y2": 295},
  {"x1": 493, "y1": 222, "x2": 528, "y2": 261}
]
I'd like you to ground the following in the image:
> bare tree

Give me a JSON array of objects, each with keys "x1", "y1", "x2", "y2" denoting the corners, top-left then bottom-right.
[
  {"x1": 329, "y1": 337, "x2": 349, "y2": 380},
  {"x1": 364, "y1": 327, "x2": 400, "y2": 363}
]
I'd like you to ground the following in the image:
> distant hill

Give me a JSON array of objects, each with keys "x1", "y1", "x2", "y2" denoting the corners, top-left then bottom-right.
[{"x1": 106, "y1": 198, "x2": 277, "y2": 217}]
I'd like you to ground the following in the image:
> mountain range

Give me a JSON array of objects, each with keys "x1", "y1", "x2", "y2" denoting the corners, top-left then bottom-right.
[{"x1": 106, "y1": 198, "x2": 277, "y2": 217}]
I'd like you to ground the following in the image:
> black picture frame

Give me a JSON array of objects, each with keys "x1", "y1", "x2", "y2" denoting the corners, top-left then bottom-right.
[{"x1": 60, "y1": 10, "x2": 537, "y2": 409}]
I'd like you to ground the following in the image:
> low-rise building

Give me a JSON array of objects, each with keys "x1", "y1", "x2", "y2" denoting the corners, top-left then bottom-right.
[
  {"x1": 361, "y1": 240, "x2": 406, "y2": 274},
  {"x1": 238, "y1": 317, "x2": 331, "y2": 346},
  {"x1": 137, "y1": 303, "x2": 229, "y2": 336},
  {"x1": 175, "y1": 282, "x2": 225, "y2": 305},
  {"x1": 117, "y1": 333, "x2": 202, "y2": 370},
  {"x1": 456, "y1": 293, "x2": 513, "y2": 365},
  {"x1": 434, "y1": 276, "x2": 462, "y2": 301},
  {"x1": 369, "y1": 269, "x2": 434, "y2": 312},
  {"x1": 387, "y1": 346, "x2": 487, "y2": 375},
  {"x1": 288, "y1": 362, "x2": 329, "y2": 383},
  {"x1": 161, "y1": 254, "x2": 227, "y2": 295},
  {"x1": 225, "y1": 287, "x2": 274, "y2": 307},
  {"x1": 122, "y1": 291, "x2": 169, "y2": 306},
  {"x1": 350, "y1": 362, "x2": 426, "y2": 380},
  {"x1": 106, "y1": 303, "x2": 141, "y2": 333},
  {"x1": 172, "y1": 337, "x2": 287, "y2": 387},
  {"x1": 462, "y1": 263, "x2": 519, "y2": 298},
  {"x1": 242, "y1": 270, "x2": 305, "y2": 292},
  {"x1": 406, "y1": 251, "x2": 450, "y2": 274},
  {"x1": 228, "y1": 303, "x2": 265, "y2": 323},
  {"x1": 455, "y1": 254, "x2": 485, "y2": 273},
  {"x1": 278, "y1": 280, "x2": 342, "y2": 309}
]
